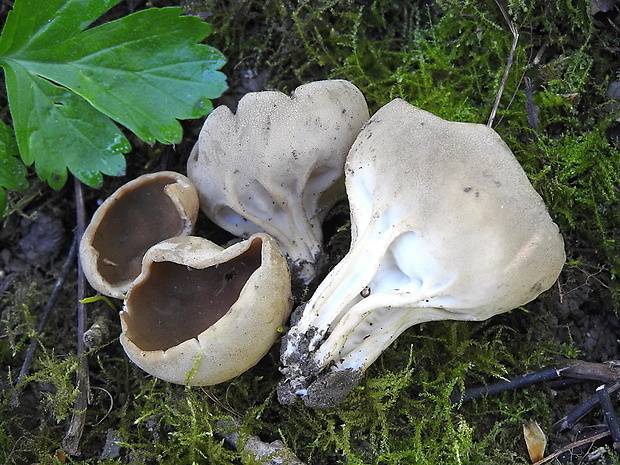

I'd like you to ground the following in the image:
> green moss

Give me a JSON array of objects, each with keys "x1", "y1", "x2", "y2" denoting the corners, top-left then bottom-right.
[
  {"x1": 127, "y1": 384, "x2": 237, "y2": 464},
  {"x1": 25, "y1": 347, "x2": 80, "y2": 424},
  {"x1": 516, "y1": 127, "x2": 620, "y2": 270},
  {"x1": 254, "y1": 310, "x2": 575, "y2": 464}
]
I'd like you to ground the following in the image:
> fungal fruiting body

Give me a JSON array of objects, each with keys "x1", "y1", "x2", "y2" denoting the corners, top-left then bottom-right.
[
  {"x1": 121, "y1": 233, "x2": 292, "y2": 385},
  {"x1": 187, "y1": 79, "x2": 369, "y2": 283},
  {"x1": 80, "y1": 171, "x2": 199, "y2": 299},
  {"x1": 278, "y1": 100, "x2": 566, "y2": 408}
]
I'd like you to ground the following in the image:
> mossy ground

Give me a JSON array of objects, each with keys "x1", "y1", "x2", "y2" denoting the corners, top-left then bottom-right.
[{"x1": 2, "y1": 0, "x2": 620, "y2": 463}]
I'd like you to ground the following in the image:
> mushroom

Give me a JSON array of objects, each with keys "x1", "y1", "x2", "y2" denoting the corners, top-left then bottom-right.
[
  {"x1": 278, "y1": 100, "x2": 566, "y2": 408},
  {"x1": 120, "y1": 233, "x2": 292, "y2": 385},
  {"x1": 80, "y1": 171, "x2": 199, "y2": 299},
  {"x1": 187, "y1": 79, "x2": 369, "y2": 283}
]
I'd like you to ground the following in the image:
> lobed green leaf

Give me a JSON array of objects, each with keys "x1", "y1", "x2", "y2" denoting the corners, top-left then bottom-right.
[
  {"x1": 0, "y1": 0, "x2": 227, "y2": 190},
  {"x1": 3, "y1": 62, "x2": 128, "y2": 189},
  {"x1": 18, "y1": 7, "x2": 227, "y2": 144}
]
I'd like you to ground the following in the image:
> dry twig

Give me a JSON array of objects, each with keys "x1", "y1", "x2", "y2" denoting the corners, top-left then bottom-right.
[
  {"x1": 488, "y1": 0, "x2": 519, "y2": 127},
  {"x1": 62, "y1": 178, "x2": 91, "y2": 455},
  {"x1": 533, "y1": 431, "x2": 611, "y2": 464}
]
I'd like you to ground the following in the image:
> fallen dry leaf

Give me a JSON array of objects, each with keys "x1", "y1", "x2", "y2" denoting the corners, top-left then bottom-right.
[{"x1": 523, "y1": 420, "x2": 547, "y2": 463}]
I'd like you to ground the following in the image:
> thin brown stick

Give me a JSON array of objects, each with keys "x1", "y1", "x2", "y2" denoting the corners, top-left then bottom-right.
[
  {"x1": 8, "y1": 236, "x2": 78, "y2": 408},
  {"x1": 62, "y1": 178, "x2": 90, "y2": 455},
  {"x1": 562, "y1": 361, "x2": 620, "y2": 383},
  {"x1": 533, "y1": 431, "x2": 611, "y2": 464},
  {"x1": 488, "y1": 0, "x2": 519, "y2": 127}
]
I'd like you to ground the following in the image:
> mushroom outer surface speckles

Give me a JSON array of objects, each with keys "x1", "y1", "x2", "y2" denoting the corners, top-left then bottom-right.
[
  {"x1": 187, "y1": 79, "x2": 369, "y2": 284},
  {"x1": 279, "y1": 100, "x2": 566, "y2": 407},
  {"x1": 120, "y1": 233, "x2": 292, "y2": 386},
  {"x1": 80, "y1": 171, "x2": 199, "y2": 299}
]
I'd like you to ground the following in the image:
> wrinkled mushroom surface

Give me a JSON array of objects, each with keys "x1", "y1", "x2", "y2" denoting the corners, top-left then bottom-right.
[
  {"x1": 121, "y1": 233, "x2": 292, "y2": 386},
  {"x1": 80, "y1": 171, "x2": 199, "y2": 299},
  {"x1": 187, "y1": 79, "x2": 369, "y2": 283},
  {"x1": 279, "y1": 100, "x2": 566, "y2": 407}
]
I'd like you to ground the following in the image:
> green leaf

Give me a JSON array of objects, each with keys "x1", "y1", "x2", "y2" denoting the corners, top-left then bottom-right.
[
  {"x1": 79, "y1": 295, "x2": 118, "y2": 311},
  {"x1": 0, "y1": 120, "x2": 27, "y2": 216},
  {"x1": 0, "y1": 121, "x2": 26, "y2": 189},
  {"x1": 0, "y1": 0, "x2": 227, "y2": 189},
  {"x1": 3, "y1": 62, "x2": 128, "y2": 189},
  {"x1": 0, "y1": 0, "x2": 121, "y2": 55},
  {"x1": 19, "y1": 7, "x2": 227, "y2": 144}
]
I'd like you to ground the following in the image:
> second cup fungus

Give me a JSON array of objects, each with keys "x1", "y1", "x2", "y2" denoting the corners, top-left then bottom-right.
[
  {"x1": 278, "y1": 100, "x2": 566, "y2": 408},
  {"x1": 120, "y1": 233, "x2": 292, "y2": 386},
  {"x1": 80, "y1": 171, "x2": 199, "y2": 299},
  {"x1": 187, "y1": 79, "x2": 369, "y2": 283}
]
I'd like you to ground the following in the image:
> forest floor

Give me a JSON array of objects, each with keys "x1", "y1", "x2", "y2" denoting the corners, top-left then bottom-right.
[{"x1": 1, "y1": 0, "x2": 620, "y2": 464}]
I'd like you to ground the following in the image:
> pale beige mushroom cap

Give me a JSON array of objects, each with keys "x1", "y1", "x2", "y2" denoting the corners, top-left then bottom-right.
[
  {"x1": 80, "y1": 171, "x2": 199, "y2": 299},
  {"x1": 120, "y1": 233, "x2": 292, "y2": 386},
  {"x1": 187, "y1": 79, "x2": 369, "y2": 283},
  {"x1": 279, "y1": 100, "x2": 565, "y2": 407}
]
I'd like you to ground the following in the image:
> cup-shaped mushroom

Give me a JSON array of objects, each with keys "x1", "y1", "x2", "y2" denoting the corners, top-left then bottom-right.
[
  {"x1": 187, "y1": 79, "x2": 369, "y2": 283},
  {"x1": 80, "y1": 171, "x2": 199, "y2": 299},
  {"x1": 120, "y1": 233, "x2": 292, "y2": 385},
  {"x1": 279, "y1": 100, "x2": 566, "y2": 407}
]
